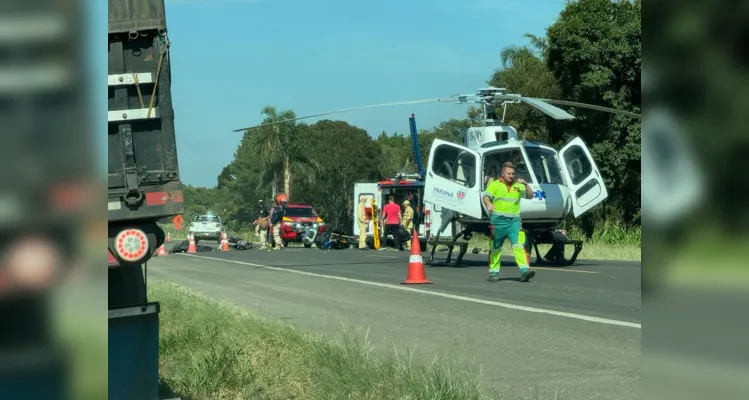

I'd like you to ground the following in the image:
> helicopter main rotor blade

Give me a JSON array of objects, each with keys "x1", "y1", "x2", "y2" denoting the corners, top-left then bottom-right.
[
  {"x1": 231, "y1": 96, "x2": 470, "y2": 132},
  {"x1": 495, "y1": 95, "x2": 576, "y2": 120},
  {"x1": 539, "y1": 99, "x2": 641, "y2": 119}
]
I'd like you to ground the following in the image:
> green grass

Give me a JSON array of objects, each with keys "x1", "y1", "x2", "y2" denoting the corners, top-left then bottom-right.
[
  {"x1": 648, "y1": 228, "x2": 749, "y2": 288},
  {"x1": 457, "y1": 222, "x2": 641, "y2": 262},
  {"x1": 152, "y1": 280, "x2": 491, "y2": 400},
  {"x1": 464, "y1": 236, "x2": 640, "y2": 262}
]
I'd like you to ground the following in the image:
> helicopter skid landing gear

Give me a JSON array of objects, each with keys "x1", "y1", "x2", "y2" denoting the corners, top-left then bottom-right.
[
  {"x1": 529, "y1": 237, "x2": 583, "y2": 266},
  {"x1": 425, "y1": 230, "x2": 470, "y2": 268}
]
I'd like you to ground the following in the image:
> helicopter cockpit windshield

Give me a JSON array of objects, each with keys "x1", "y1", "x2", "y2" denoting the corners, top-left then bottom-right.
[
  {"x1": 482, "y1": 148, "x2": 532, "y2": 189},
  {"x1": 482, "y1": 145, "x2": 565, "y2": 189}
]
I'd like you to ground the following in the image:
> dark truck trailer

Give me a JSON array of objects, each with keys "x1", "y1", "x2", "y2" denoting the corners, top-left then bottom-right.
[
  {"x1": 108, "y1": 1, "x2": 181, "y2": 399},
  {"x1": 108, "y1": 0, "x2": 182, "y2": 268}
]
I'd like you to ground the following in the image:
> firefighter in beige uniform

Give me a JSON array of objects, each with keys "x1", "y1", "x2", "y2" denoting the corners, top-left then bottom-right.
[
  {"x1": 402, "y1": 200, "x2": 414, "y2": 250},
  {"x1": 253, "y1": 200, "x2": 270, "y2": 249},
  {"x1": 269, "y1": 198, "x2": 287, "y2": 250},
  {"x1": 356, "y1": 196, "x2": 368, "y2": 249}
]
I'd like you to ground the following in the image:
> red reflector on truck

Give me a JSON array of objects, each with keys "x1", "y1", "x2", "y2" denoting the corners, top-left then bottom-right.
[
  {"x1": 108, "y1": 249, "x2": 119, "y2": 265},
  {"x1": 145, "y1": 192, "x2": 168, "y2": 205},
  {"x1": 145, "y1": 191, "x2": 184, "y2": 205}
]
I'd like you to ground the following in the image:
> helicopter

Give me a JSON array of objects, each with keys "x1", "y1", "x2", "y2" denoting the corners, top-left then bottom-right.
[{"x1": 233, "y1": 86, "x2": 641, "y2": 266}]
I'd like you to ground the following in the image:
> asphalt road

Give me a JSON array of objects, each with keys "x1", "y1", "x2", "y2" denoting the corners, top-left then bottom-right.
[{"x1": 148, "y1": 244, "x2": 641, "y2": 400}]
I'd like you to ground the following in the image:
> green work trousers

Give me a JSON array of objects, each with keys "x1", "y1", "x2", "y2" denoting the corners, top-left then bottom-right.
[{"x1": 488, "y1": 215, "x2": 529, "y2": 275}]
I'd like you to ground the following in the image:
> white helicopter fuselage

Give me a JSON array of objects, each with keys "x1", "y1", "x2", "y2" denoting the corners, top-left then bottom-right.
[{"x1": 423, "y1": 125, "x2": 608, "y2": 235}]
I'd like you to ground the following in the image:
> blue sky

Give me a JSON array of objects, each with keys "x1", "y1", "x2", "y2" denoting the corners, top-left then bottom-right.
[{"x1": 102, "y1": 0, "x2": 566, "y2": 187}]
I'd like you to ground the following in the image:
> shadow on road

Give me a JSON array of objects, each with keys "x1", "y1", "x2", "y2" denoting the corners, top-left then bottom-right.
[{"x1": 426, "y1": 256, "x2": 614, "y2": 269}]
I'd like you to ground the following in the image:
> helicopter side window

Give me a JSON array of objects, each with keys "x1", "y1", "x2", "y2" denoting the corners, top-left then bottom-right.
[
  {"x1": 525, "y1": 147, "x2": 566, "y2": 185},
  {"x1": 431, "y1": 144, "x2": 477, "y2": 188},
  {"x1": 561, "y1": 145, "x2": 593, "y2": 185}
]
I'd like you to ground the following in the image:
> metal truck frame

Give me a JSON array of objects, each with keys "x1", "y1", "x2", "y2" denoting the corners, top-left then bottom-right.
[{"x1": 108, "y1": 1, "x2": 182, "y2": 399}]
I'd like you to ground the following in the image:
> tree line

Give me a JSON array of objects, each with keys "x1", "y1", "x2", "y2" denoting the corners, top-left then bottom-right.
[{"x1": 180, "y1": 0, "x2": 641, "y2": 241}]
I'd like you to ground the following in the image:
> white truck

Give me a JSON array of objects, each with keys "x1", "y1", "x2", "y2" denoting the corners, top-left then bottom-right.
[
  {"x1": 189, "y1": 212, "x2": 223, "y2": 244},
  {"x1": 352, "y1": 175, "x2": 445, "y2": 249}
]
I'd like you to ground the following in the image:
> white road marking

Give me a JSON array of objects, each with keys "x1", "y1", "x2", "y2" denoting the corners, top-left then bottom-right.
[
  {"x1": 531, "y1": 266, "x2": 598, "y2": 274},
  {"x1": 178, "y1": 253, "x2": 641, "y2": 329}
]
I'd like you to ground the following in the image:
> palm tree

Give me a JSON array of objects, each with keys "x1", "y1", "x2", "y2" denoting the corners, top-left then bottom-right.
[{"x1": 247, "y1": 106, "x2": 316, "y2": 199}]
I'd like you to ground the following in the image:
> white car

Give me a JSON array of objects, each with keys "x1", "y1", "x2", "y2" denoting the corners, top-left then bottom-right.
[{"x1": 189, "y1": 212, "x2": 223, "y2": 244}]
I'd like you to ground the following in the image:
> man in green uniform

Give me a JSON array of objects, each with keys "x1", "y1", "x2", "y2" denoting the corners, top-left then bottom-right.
[{"x1": 482, "y1": 161, "x2": 536, "y2": 282}]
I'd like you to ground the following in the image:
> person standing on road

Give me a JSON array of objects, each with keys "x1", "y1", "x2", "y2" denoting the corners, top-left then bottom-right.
[
  {"x1": 254, "y1": 199, "x2": 270, "y2": 249},
  {"x1": 381, "y1": 196, "x2": 402, "y2": 251},
  {"x1": 269, "y1": 196, "x2": 287, "y2": 251},
  {"x1": 482, "y1": 162, "x2": 536, "y2": 282},
  {"x1": 401, "y1": 199, "x2": 414, "y2": 250},
  {"x1": 356, "y1": 195, "x2": 368, "y2": 249}
]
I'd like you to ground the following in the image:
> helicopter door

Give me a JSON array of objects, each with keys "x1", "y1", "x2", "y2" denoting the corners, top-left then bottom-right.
[
  {"x1": 559, "y1": 137, "x2": 609, "y2": 217},
  {"x1": 424, "y1": 139, "x2": 483, "y2": 219}
]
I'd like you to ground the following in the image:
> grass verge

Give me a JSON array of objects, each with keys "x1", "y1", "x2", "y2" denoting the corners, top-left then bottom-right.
[
  {"x1": 465, "y1": 233, "x2": 641, "y2": 262},
  {"x1": 152, "y1": 280, "x2": 490, "y2": 400},
  {"x1": 463, "y1": 222, "x2": 641, "y2": 261}
]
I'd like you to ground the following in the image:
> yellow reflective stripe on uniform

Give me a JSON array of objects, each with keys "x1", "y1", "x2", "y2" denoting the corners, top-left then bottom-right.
[
  {"x1": 491, "y1": 211, "x2": 517, "y2": 218},
  {"x1": 485, "y1": 180, "x2": 524, "y2": 216},
  {"x1": 483, "y1": 194, "x2": 519, "y2": 202}
]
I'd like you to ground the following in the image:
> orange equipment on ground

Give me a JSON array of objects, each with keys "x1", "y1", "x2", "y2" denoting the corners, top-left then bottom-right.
[
  {"x1": 402, "y1": 230, "x2": 432, "y2": 284},
  {"x1": 187, "y1": 232, "x2": 197, "y2": 253},
  {"x1": 220, "y1": 231, "x2": 230, "y2": 251}
]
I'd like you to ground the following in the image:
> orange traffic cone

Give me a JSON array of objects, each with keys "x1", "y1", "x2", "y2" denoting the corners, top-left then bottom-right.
[
  {"x1": 402, "y1": 230, "x2": 432, "y2": 284},
  {"x1": 220, "y1": 231, "x2": 230, "y2": 251},
  {"x1": 156, "y1": 243, "x2": 168, "y2": 256},
  {"x1": 187, "y1": 232, "x2": 197, "y2": 253},
  {"x1": 166, "y1": 232, "x2": 171, "y2": 243}
]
